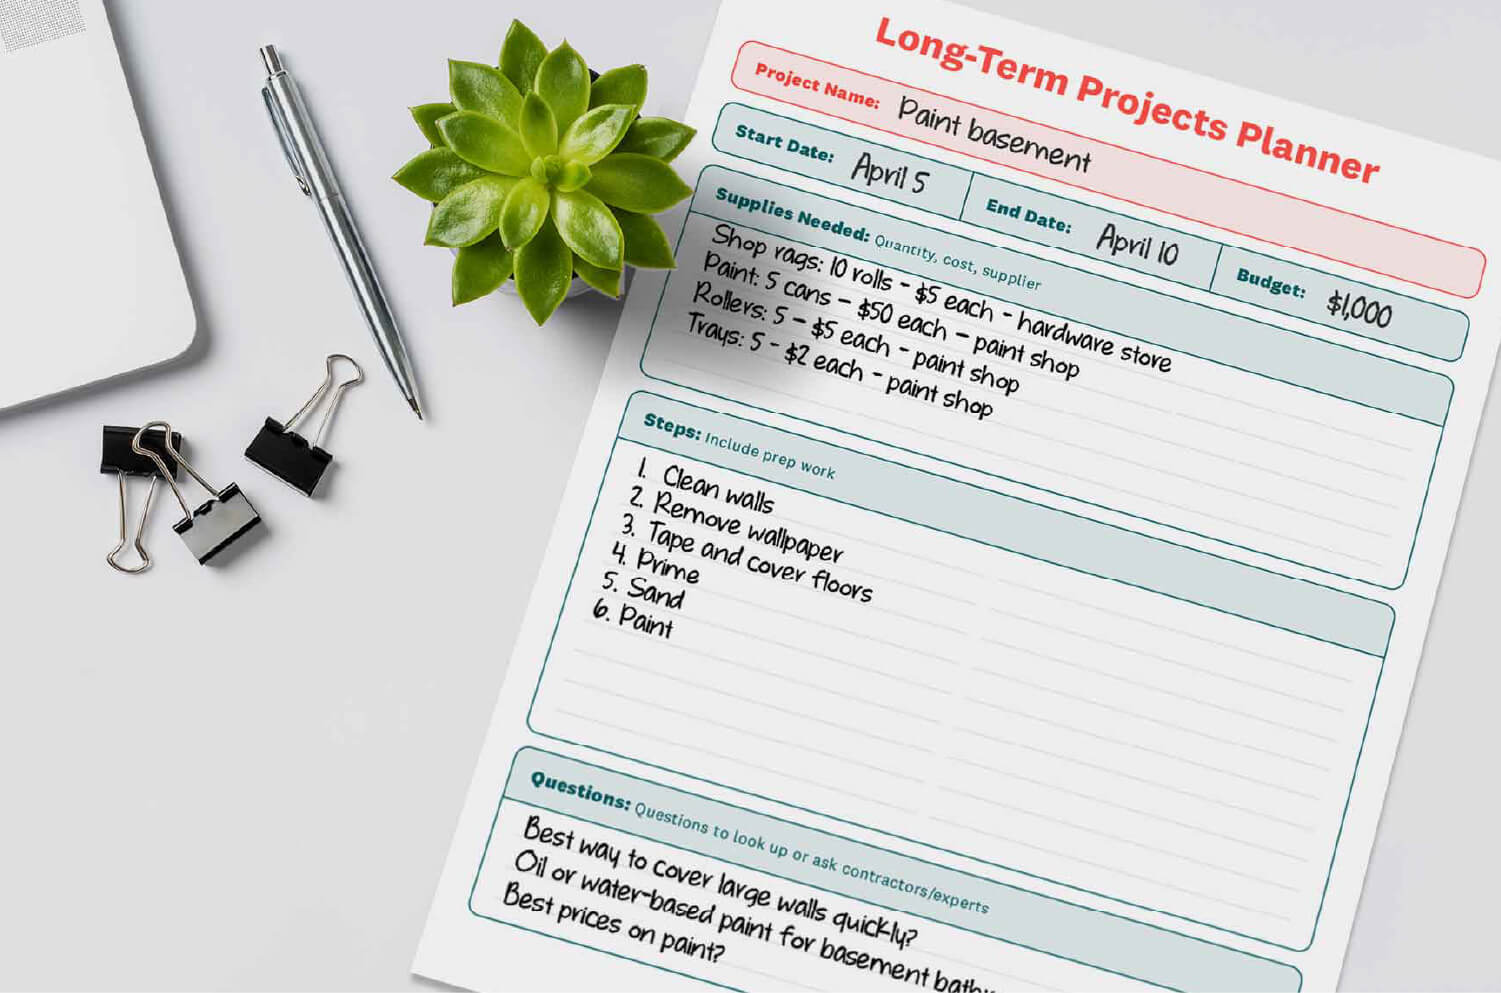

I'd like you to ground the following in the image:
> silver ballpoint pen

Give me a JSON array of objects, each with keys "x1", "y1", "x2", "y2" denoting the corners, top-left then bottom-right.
[{"x1": 260, "y1": 44, "x2": 424, "y2": 419}]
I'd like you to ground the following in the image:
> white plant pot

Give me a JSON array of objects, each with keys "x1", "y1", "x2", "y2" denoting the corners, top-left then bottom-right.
[
  {"x1": 450, "y1": 247, "x2": 617, "y2": 300},
  {"x1": 500, "y1": 276, "x2": 592, "y2": 298}
]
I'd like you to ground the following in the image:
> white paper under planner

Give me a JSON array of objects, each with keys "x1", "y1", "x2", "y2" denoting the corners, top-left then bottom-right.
[{"x1": 415, "y1": 0, "x2": 1501, "y2": 987}]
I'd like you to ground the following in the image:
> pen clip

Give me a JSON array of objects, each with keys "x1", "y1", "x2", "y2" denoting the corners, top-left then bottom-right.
[{"x1": 263, "y1": 85, "x2": 311, "y2": 197}]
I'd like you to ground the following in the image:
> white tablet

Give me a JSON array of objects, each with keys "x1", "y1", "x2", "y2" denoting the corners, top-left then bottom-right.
[{"x1": 0, "y1": 0, "x2": 194, "y2": 411}]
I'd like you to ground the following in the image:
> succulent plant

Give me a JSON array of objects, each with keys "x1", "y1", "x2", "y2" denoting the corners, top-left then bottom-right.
[{"x1": 394, "y1": 20, "x2": 696, "y2": 324}]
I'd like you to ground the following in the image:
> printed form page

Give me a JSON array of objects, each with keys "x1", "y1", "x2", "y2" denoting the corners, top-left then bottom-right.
[{"x1": 415, "y1": 1, "x2": 1501, "y2": 989}]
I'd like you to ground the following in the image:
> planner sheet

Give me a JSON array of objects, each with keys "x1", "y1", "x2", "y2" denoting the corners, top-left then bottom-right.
[{"x1": 414, "y1": 0, "x2": 1501, "y2": 987}]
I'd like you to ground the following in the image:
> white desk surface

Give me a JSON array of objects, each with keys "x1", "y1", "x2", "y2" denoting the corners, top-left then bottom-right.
[{"x1": 2, "y1": 1, "x2": 1497, "y2": 988}]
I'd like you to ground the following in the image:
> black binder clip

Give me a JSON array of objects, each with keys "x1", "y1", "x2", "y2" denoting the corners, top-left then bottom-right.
[
  {"x1": 132, "y1": 421, "x2": 262, "y2": 565},
  {"x1": 245, "y1": 354, "x2": 364, "y2": 496},
  {"x1": 100, "y1": 424, "x2": 182, "y2": 574}
]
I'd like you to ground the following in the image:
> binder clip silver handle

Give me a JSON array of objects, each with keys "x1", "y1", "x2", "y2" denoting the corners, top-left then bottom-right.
[
  {"x1": 285, "y1": 353, "x2": 364, "y2": 449},
  {"x1": 132, "y1": 421, "x2": 221, "y2": 518},
  {"x1": 107, "y1": 472, "x2": 157, "y2": 574}
]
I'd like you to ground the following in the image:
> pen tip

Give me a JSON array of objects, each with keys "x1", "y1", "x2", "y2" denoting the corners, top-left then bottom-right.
[{"x1": 409, "y1": 397, "x2": 424, "y2": 421}]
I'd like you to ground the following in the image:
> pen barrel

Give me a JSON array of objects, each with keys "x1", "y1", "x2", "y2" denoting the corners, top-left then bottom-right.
[
  {"x1": 263, "y1": 69, "x2": 340, "y2": 200},
  {"x1": 262, "y1": 47, "x2": 422, "y2": 413},
  {"x1": 317, "y1": 194, "x2": 419, "y2": 404}
]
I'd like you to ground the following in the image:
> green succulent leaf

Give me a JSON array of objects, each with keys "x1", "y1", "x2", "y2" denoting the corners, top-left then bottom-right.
[
  {"x1": 438, "y1": 111, "x2": 532, "y2": 176},
  {"x1": 535, "y1": 42, "x2": 589, "y2": 135},
  {"x1": 585, "y1": 153, "x2": 692, "y2": 213},
  {"x1": 500, "y1": 177, "x2": 550, "y2": 250},
  {"x1": 393, "y1": 147, "x2": 489, "y2": 202},
  {"x1": 558, "y1": 104, "x2": 634, "y2": 166},
  {"x1": 589, "y1": 64, "x2": 647, "y2": 109},
  {"x1": 519, "y1": 94, "x2": 557, "y2": 157},
  {"x1": 515, "y1": 218, "x2": 573, "y2": 324},
  {"x1": 553, "y1": 188, "x2": 623, "y2": 269},
  {"x1": 573, "y1": 255, "x2": 621, "y2": 297},
  {"x1": 499, "y1": 19, "x2": 547, "y2": 92},
  {"x1": 452, "y1": 233, "x2": 514, "y2": 304},
  {"x1": 612, "y1": 208, "x2": 675, "y2": 268},
  {"x1": 425, "y1": 175, "x2": 516, "y2": 247},
  {"x1": 449, "y1": 60, "x2": 522, "y2": 124},
  {"x1": 614, "y1": 117, "x2": 695, "y2": 162},
  {"x1": 555, "y1": 160, "x2": 591, "y2": 192},
  {"x1": 411, "y1": 102, "x2": 456, "y2": 146}
]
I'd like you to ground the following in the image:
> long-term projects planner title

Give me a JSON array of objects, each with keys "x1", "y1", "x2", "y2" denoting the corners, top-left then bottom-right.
[{"x1": 874, "y1": 16, "x2": 1383, "y2": 185}]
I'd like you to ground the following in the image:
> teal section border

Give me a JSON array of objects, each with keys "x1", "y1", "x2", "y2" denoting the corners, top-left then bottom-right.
[
  {"x1": 518, "y1": 389, "x2": 1391, "y2": 953},
  {"x1": 617, "y1": 395, "x2": 1390, "y2": 655},
  {"x1": 465, "y1": 746, "x2": 1303, "y2": 991},
  {"x1": 640, "y1": 163, "x2": 1448, "y2": 590},
  {"x1": 683, "y1": 167, "x2": 1451, "y2": 426},
  {"x1": 711, "y1": 102, "x2": 1470, "y2": 362},
  {"x1": 683, "y1": 165, "x2": 1454, "y2": 423}
]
